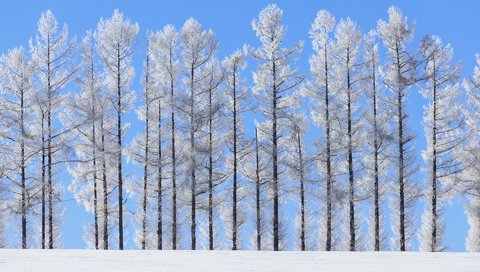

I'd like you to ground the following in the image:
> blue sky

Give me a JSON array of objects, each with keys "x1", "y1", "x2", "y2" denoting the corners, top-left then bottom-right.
[{"x1": 0, "y1": 0, "x2": 478, "y2": 251}]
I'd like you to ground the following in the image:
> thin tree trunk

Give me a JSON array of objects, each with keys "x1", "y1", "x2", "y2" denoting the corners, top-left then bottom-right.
[
  {"x1": 255, "y1": 127, "x2": 261, "y2": 251},
  {"x1": 272, "y1": 58, "x2": 279, "y2": 251},
  {"x1": 41, "y1": 111, "x2": 46, "y2": 249},
  {"x1": 431, "y1": 57, "x2": 438, "y2": 252},
  {"x1": 297, "y1": 133, "x2": 306, "y2": 251},
  {"x1": 157, "y1": 95, "x2": 163, "y2": 250},
  {"x1": 190, "y1": 64, "x2": 196, "y2": 250},
  {"x1": 142, "y1": 99, "x2": 149, "y2": 250},
  {"x1": 141, "y1": 50, "x2": 150, "y2": 250},
  {"x1": 395, "y1": 45, "x2": 406, "y2": 252},
  {"x1": 232, "y1": 69, "x2": 238, "y2": 250},
  {"x1": 324, "y1": 42, "x2": 333, "y2": 251},
  {"x1": 346, "y1": 49, "x2": 356, "y2": 251},
  {"x1": 169, "y1": 50, "x2": 177, "y2": 251},
  {"x1": 208, "y1": 87, "x2": 214, "y2": 250},
  {"x1": 101, "y1": 117, "x2": 109, "y2": 250},
  {"x1": 372, "y1": 55, "x2": 380, "y2": 251},
  {"x1": 21, "y1": 90, "x2": 27, "y2": 249},
  {"x1": 116, "y1": 45, "x2": 124, "y2": 250}
]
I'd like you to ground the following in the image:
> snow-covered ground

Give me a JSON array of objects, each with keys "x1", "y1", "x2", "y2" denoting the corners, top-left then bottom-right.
[{"x1": 0, "y1": 250, "x2": 478, "y2": 272}]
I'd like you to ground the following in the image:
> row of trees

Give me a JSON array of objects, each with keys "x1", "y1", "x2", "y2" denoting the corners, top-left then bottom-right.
[{"x1": 0, "y1": 5, "x2": 479, "y2": 251}]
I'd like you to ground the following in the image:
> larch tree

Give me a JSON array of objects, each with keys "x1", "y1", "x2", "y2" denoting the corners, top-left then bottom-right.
[
  {"x1": 284, "y1": 110, "x2": 313, "y2": 251},
  {"x1": 0, "y1": 47, "x2": 36, "y2": 249},
  {"x1": 29, "y1": 9, "x2": 76, "y2": 249},
  {"x1": 200, "y1": 58, "x2": 225, "y2": 250},
  {"x1": 125, "y1": 32, "x2": 158, "y2": 250},
  {"x1": 305, "y1": 9, "x2": 342, "y2": 251},
  {"x1": 251, "y1": 4, "x2": 304, "y2": 251},
  {"x1": 66, "y1": 31, "x2": 106, "y2": 249},
  {"x1": 332, "y1": 17, "x2": 364, "y2": 251},
  {"x1": 179, "y1": 18, "x2": 218, "y2": 250},
  {"x1": 461, "y1": 54, "x2": 480, "y2": 252},
  {"x1": 377, "y1": 6, "x2": 419, "y2": 251},
  {"x1": 362, "y1": 30, "x2": 391, "y2": 251},
  {"x1": 94, "y1": 9, "x2": 139, "y2": 250},
  {"x1": 222, "y1": 50, "x2": 250, "y2": 250},
  {"x1": 150, "y1": 25, "x2": 181, "y2": 250},
  {"x1": 419, "y1": 35, "x2": 464, "y2": 252}
]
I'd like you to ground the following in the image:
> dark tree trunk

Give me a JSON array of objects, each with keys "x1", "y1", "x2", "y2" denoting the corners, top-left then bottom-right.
[
  {"x1": 272, "y1": 58, "x2": 279, "y2": 251},
  {"x1": 297, "y1": 133, "x2": 306, "y2": 251},
  {"x1": 169, "y1": 52, "x2": 177, "y2": 251},
  {"x1": 232, "y1": 69, "x2": 238, "y2": 251},
  {"x1": 116, "y1": 46, "x2": 124, "y2": 250},
  {"x1": 21, "y1": 91, "x2": 27, "y2": 249},
  {"x1": 255, "y1": 127, "x2": 262, "y2": 251},
  {"x1": 324, "y1": 42, "x2": 333, "y2": 251},
  {"x1": 346, "y1": 50, "x2": 356, "y2": 251},
  {"x1": 371, "y1": 54, "x2": 380, "y2": 251},
  {"x1": 395, "y1": 46, "x2": 406, "y2": 252},
  {"x1": 189, "y1": 64, "x2": 196, "y2": 250},
  {"x1": 208, "y1": 87, "x2": 214, "y2": 250},
  {"x1": 101, "y1": 118, "x2": 109, "y2": 250},
  {"x1": 157, "y1": 94, "x2": 163, "y2": 250}
]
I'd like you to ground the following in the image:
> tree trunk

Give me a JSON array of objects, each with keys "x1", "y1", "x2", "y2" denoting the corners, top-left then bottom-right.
[
  {"x1": 208, "y1": 87, "x2": 214, "y2": 250},
  {"x1": 116, "y1": 46, "x2": 124, "y2": 250},
  {"x1": 346, "y1": 50, "x2": 356, "y2": 251},
  {"x1": 101, "y1": 117, "x2": 109, "y2": 250},
  {"x1": 297, "y1": 133, "x2": 306, "y2": 251},
  {"x1": 324, "y1": 42, "x2": 333, "y2": 251},
  {"x1": 190, "y1": 64, "x2": 196, "y2": 250},
  {"x1": 157, "y1": 96, "x2": 163, "y2": 250},
  {"x1": 272, "y1": 59, "x2": 279, "y2": 251},
  {"x1": 232, "y1": 70, "x2": 238, "y2": 251},
  {"x1": 169, "y1": 54, "x2": 177, "y2": 251},
  {"x1": 255, "y1": 127, "x2": 261, "y2": 251}
]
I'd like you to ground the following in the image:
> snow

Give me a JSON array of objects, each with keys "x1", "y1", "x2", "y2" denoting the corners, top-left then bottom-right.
[{"x1": 0, "y1": 250, "x2": 478, "y2": 272}]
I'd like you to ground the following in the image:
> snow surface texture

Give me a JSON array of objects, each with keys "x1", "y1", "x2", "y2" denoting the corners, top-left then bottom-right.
[{"x1": 0, "y1": 250, "x2": 478, "y2": 272}]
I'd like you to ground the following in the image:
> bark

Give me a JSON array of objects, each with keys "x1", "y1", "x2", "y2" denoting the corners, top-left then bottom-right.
[
  {"x1": 430, "y1": 57, "x2": 438, "y2": 252},
  {"x1": 272, "y1": 57, "x2": 279, "y2": 251},
  {"x1": 255, "y1": 127, "x2": 262, "y2": 251},
  {"x1": 101, "y1": 117, "x2": 109, "y2": 250},
  {"x1": 141, "y1": 51, "x2": 150, "y2": 250},
  {"x1": 346, "y1": 49, "x2": 356, "y2": 251},
  {"x1": 232, "y1": 67, "x2": 238, "y2": 250},
  {"x1": 169, "y1": 48, "x2": 177, "y2": 251},
  {"x1": 208, "y1": 86, "x2": 214, "y2": 250},
  {"x1": 116, "y1": 45, "x2": 124, "y2": 250},
  {"x1": 297, "y1": 133, "x2": 306, "y2": 251},
  {"x1": 21, "y1": 90, "x2": 26, "y2": 249},
  {"x1": 324, "y1": 41, "x2": 333, "y2": 251},
  {"x1": 157, "y1": 92, "x2": 163, "y2": 250},
  {"x1": 395, "y1": 45, "x2": 406, "y2": 252},
  {"x1": 189, "y1": 63, "x2": 196, "y2": 250},
  {"x1": 371, "y1": 53, "x2": 380, "y2": 251}
]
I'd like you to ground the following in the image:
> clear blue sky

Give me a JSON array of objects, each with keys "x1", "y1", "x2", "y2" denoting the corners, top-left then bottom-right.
[{"x1": 1, "y1": 0, "x2": 478, "y2": 251}]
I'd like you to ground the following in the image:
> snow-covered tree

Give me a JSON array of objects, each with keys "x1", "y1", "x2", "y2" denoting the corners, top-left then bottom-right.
[
  {"x1": 200, "y1": 58, "x2": 225, "y2": 250},
  {"x1": 333, "y1": 17, "x2": 364, "y2": 251},
  {"x1": 222, "y1": 50, "x2": 250, "y2": 250},
  {"x1": 0, "y1": 47, "x2": 37, "y2": 248},
  {"x1": 150, "y1": 24, "x2": 181, "y2": 250},
  {"x1": 362, "y1": 30, "x2": 391, "y2": 251},
  {"x1": 125, "y1": 32, "x2": 159, "y2": 250},
  {"x1": 284, "y1": 111, "x2": 313, "y2": 251},
  {"x1": 66, "y1": 31, "x2": 117, "y2": 250},
  {"x1": 377, "y1": 6, "x2": 419, "y2": 251},
  {"x1": 178, "y1": 18, "x2": 218, "y2": 250},
  {"x1": 94, "y1": 9, "x2": 138, "y2": 250},
  {"x1": 251, "y1": 4, "x2": 304, "y2": 251},
  {"x1": 419, "y1": 35, "x2": 464, "y2": 252},
  {"x1": 304, "y1": 9, "x2": 343, "y2": 251},
  {"x1": 30, "y1": 9, "x2": 76, "y2": 249},
  {"x1": 462, "y1": 54, "x2": 480, "y2": 252}
]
